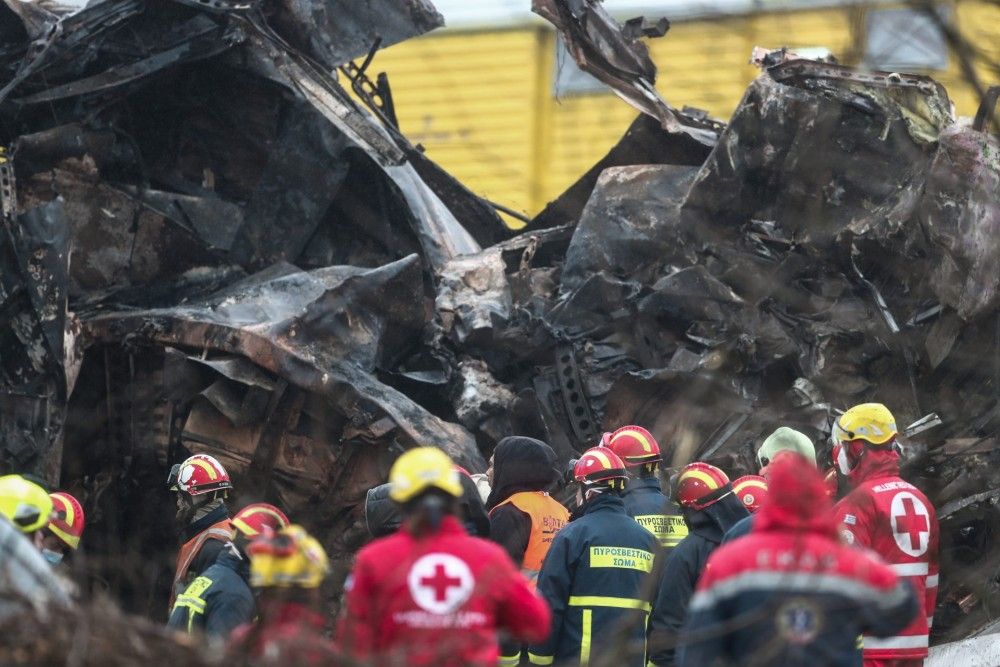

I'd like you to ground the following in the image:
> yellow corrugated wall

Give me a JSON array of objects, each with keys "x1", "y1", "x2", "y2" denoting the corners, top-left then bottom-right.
[{"x1": 369, "y1": 2, "x2": 998, "y2": 220}]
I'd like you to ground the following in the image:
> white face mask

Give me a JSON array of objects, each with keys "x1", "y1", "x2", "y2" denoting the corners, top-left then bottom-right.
[
  {"x1": 835, "y1": 443, "x2": 854, "y2": 476},
  {"x1": 41, "y1": 548, "x2": 64, "y2": 566}
]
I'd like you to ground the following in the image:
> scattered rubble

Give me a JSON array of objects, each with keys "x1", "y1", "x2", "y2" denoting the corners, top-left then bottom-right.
[{"x1": 0, "y1": 0, "x2": 997, "y2": 650}]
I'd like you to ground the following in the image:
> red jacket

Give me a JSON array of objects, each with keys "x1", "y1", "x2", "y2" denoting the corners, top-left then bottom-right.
[
  {"x1": 338, "y1": 515, "x2": 550, "y2": 667},
  {"x1": 230, "y1": 600, "x2": 337, "y2": 664},
  {"x1": 834, "y1": 449, "x2": 939, "y2": 661}
]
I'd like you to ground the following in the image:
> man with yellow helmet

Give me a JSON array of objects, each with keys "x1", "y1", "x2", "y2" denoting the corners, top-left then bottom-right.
[
  {"x1": 338, "y1": 446, "x2": 550, "y2": 667},
  {"x1": 832, "y1": 403, "x2": 938, "y2": 667}
]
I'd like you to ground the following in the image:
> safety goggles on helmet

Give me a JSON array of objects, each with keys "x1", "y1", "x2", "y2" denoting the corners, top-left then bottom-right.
[
  {"x1": 573, "y1": 448, "x2": 628, "y2": 489},
  {"x1": 0, "y1": 475, "x2": 54, "y2": 534},
  {"x1": 832, "y1": 403, "x2": 897, "y2": 446},
  {"x1": 248, "y1": 524, "x2": 329, "y2": 589},
  {"x1": 168, "y1": 454, "x2": 233, "y2": 496},
  {"x1": 675, "y1": 462, "x2": 731, "y2": 510}
]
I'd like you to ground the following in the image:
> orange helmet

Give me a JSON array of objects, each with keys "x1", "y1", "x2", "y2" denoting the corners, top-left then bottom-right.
[
  {"x1": 606, "y1": 426, "x2": 662, "y2": 467},
  {"x1": 232, "y1": 503, "x2": 289, "y2": 538},
  {"x1": 48, "y1": 492, "x2": 85, "y2": 550},
  {"x1": 573, "y1": 447, "x2": 627, "y2": 489},
  {"x1": 732, "y1": 475, "x2": 768, "y2": 513},
  {"x1": 168, "y1": 454, "x2": 232, "y2": 496},
  {"x1": 676, "y1": 462, "x2": 731, "y2": 510}
]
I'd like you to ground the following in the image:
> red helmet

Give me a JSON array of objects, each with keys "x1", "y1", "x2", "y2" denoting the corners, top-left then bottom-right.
[
  {"x1": 606, "y1": 426, "x2": 661, "y2": 467},
  {"x1": 676, "y1": 462, "x2": 731, "y2": 510},
  {"x1": 732, "y1": 475, "x2": 769, "y2": 513},
  {"x1": 48, "y1": 492, "x2": 85, "y2": 550},
  {"x1": 168, "y1": 454, "x2": 232, "y2": 496},
  {"x1": 573, "y1": 447, "x2": 627, "y2": 488},
  {"x1": 232, "y1": 503, "x2": 289, "y2": 538}
]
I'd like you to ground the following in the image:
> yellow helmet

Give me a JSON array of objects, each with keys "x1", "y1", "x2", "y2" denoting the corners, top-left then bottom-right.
[
  {"x1": 833, "y1": 403, "x2": 898, "y2": 446},
  {"x1": 248, "y1": 524, "x2": 329, "y2": 589},
  {"x1": 388, "y1": 447, "x2": 462, "y2": 503},
  {"x1": 0, "y1": 475, "x2": 54, "y2": 533}
]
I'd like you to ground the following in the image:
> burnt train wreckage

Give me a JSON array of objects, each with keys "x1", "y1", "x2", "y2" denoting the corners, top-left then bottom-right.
[{"x1": 0, "y1": 0, "x2": 997, "y2": 647}]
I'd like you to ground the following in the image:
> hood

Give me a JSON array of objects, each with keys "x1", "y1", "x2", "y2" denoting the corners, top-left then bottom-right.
[
  {"x1": 365, "y1": 482, "x2": 401, "y2": 538},
  {"x1": 755, "y1": 453, "x2": 837, "y2": 538},
  {"x1": 686, "y1": 491, "x2": 749, "y2": 542},
  {"x1": 486, "y1": 436, "x2": 559, "y2": 510},
  {"x1": 848, "y1": 446, "x2": 901, "y2": 486}
]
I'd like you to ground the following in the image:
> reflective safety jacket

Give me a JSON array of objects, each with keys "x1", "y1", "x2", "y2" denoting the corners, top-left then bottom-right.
[
  {"x1": 528, "y1": 492, "x2": 658, "y2": 667},
  {"x1": 171, "y1": 503, "x2": 233, "y2": 609},
  {"x1": 680, "y1": 454, "x2": 917, "y2": 667},
  {"x1": 491, "y1": 491, "x2": 569, "y2": 582},
  {"x1": 622, "y1": 477, "x2": 687, "y2": 551},
  {"x1": 834, "y1": 451, "x2": 939, "y2": 662},
  {"x1": 338, "y1": 515, "x2": 550, "y2": 667},
  {"x1": 168, "y1": 546, "x2": 255, "y2": 638}
]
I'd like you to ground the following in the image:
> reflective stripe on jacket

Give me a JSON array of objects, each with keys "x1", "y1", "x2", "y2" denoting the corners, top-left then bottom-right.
[
  {"x1": 622, "y1": 477, "x2": 688, "y2": 550},
  {"x1": 168, "y1": 547, "x2": 254, "y2": 638},
  {"x1": 492, "y1": 491, "x2": 569, "y2": 581},
  {"x1": 171, "y1": 516, "x2": 233, "y2": 609}
]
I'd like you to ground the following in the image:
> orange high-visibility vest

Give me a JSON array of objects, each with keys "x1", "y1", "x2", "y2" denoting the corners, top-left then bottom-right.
[
  {"x1": 492, "y1": 491, "x2": 569, "y2": 581},
  {"x1": 170, "y1": 518, "x2": 233, "y2": 609}
]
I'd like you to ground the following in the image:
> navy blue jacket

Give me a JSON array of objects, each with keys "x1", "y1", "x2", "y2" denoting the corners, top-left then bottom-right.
[
  {"x1": 648, "y1": 492, "x2": 749, "y2": 666},
  {"x1": 721, "y1": 514, "x2": 754, "y2": 544},
  {"x1": 168, "y1": 545, "x2": 255, "y2": 638},
  {"x1": 622, "y1": 477, "x2": 688, "y2": 552},
  {"x1": 529, "y1": 492, "x2": 658, "y2": 667}
]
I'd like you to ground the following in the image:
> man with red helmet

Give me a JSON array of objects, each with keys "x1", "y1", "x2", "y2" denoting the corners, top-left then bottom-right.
[
  {"x1": 648, "y1": 462, "x2": 748, "y2": 667},
  {"x1": 679, "y1": 453, "x2": 917, "y2": 667},
  {"x1": 339, "y1": 447, "x2": 550, "y2": 667},
  {"x1": 604, "y1": 426, "x2": 687, "y2": 553},
  {"x1": 169, "y1": 502, "x2": 289, "y2": 638},
  {"x1": 41, "y1": 491, "x2": 85, "y2": 567},
  {"x1": 167, "y1": 453, "x2": 235, "y2": 608},
  {"x1": 832, "y1": 403, "x2": 939, "y2": 667},
  {"x1": 528, "y1": 447, "x2": 659, "y2": 667}
]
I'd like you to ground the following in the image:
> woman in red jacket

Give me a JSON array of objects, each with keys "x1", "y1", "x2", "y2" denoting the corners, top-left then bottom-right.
[{"x1": 338, "y1": 446, "x2": 551, "y2": 667}]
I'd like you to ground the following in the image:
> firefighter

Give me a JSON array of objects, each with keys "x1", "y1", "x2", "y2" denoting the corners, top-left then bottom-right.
[
  {"x1": 648, "y1": 462, "x2": 748, "y2": 667},
  {"x1": 723, "y1": 426, "x2": 816, "y2": 543},
  {"x1": 604, "y1": 425, "x2": 687, "y2": 552},
  {"x1": 167, "y1": 453, "x2": 235, "y2": 609},
  {"x1": 832, "y1": 403, "x2": 939, "y2": 667},
  {"x1": 528, "y1": 447, "x2": 658, "y2": 667},
  {"x1": 338, "y1": 446, "x2": 550, "y2": 667},
  {"x1": 230, "y1": 524, "x2": 337, "y2": 663},
  {"x1": 41, "y1": 491, "x2": 85, "y2": 567},
  {"x1": 486, "y1": 436, "x2": 569, "y2": 666},
  {"x1": 0, "y1": 475, "x2": 72, "y2": 616},
  {"x1": 679, "y1": 453, "x2": 918, "y2": 667},
  {"x1": 731, "y1": 475, "x2": 768, "y2": 513},
  {"x1": 168, "y1": 502, "x2": 288, "y2": 638}
]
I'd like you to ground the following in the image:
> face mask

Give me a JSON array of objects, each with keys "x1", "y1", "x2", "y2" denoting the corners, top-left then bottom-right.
[{"x1": 41, "y1": 549, "x2": 64, "y2": 566}]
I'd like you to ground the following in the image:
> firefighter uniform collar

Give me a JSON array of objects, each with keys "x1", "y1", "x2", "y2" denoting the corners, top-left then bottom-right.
[{"x1": 182, "y1": 502, "x2": 230, "y2": 542}]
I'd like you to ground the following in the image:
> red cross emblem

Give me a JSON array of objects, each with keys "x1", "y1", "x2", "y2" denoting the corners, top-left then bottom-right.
[
  {"x1": 890, "y1": 492, "x2": 931, "y2": 557},
  {"x1": 407, "y1": 553, "x2": 474, "y2": 614}
]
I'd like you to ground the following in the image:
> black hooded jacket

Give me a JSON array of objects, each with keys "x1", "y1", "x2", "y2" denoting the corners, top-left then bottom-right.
[
  {"x1": 364, "y1": 474, "x2": 490, "y2": 539},
  {"x1": 648, "y1": 490, "x2": 749, "y2": 666},
  {"x1": 486, "y1": 436, "x2": 560, "y2": 564}
]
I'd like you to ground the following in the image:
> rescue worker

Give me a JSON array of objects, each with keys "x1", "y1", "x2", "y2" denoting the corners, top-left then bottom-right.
[
  {"x1": 723, "y1": 426, "x2": 816, "y2": 543},
  {"x1": 679, "y1": 453, "x2": 918, "y2": 667},
  {"x1": 41, "y1": 491, "x2": 85, "y2": 567},
  {"x1": 485, "y1": 436, "x2": 569, "y2": 666},
  {"x1": 365, "y1": 465, "x2": 491, "y2": 538},
  {"x1": 648, "y1": 462, "x2": 748, "y2": 667},
  {"x1": 168, "y1": 502, "x2": 288, "y2": 638},
  {"x1": 339, "y1": 446, "x2": 550, "y2": 667},
  {"x1": 0, "y1": 474, "x2": 72, "y2": 618},
  {"x1": 731, "y1": 475, "x2": 768, "y2": 513},
  {"x1": 832, "y1": 403, "x2": 939, "y2": 667},
  {"x1": 230, "y1": 524, "x2": 337, "y2": 663},
  {"x1": 528, "y1": 447, "x2": 658, "y2": 667},
  {"x1": 167, "y1": 453, "x2": 234, "y2": 609},
  {"x1": 605, "y1": 425, "x2": 687, "y2": 552}
]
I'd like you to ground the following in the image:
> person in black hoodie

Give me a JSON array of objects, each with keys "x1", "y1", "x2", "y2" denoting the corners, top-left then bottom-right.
[
  {"x1": 364, "y1": 465, "x2": 490, "y2": 538},
  {"x1": 648, "y1": 462, "x2": 749, "y2": 667}
]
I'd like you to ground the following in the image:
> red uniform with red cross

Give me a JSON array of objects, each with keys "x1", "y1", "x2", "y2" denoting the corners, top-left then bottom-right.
[
  {"x1": 834, "y1": 455, "x2": 938, "y2": 664},
  {"x1": 338, "y1": 515, "x2": 550, "y2": 667}
]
